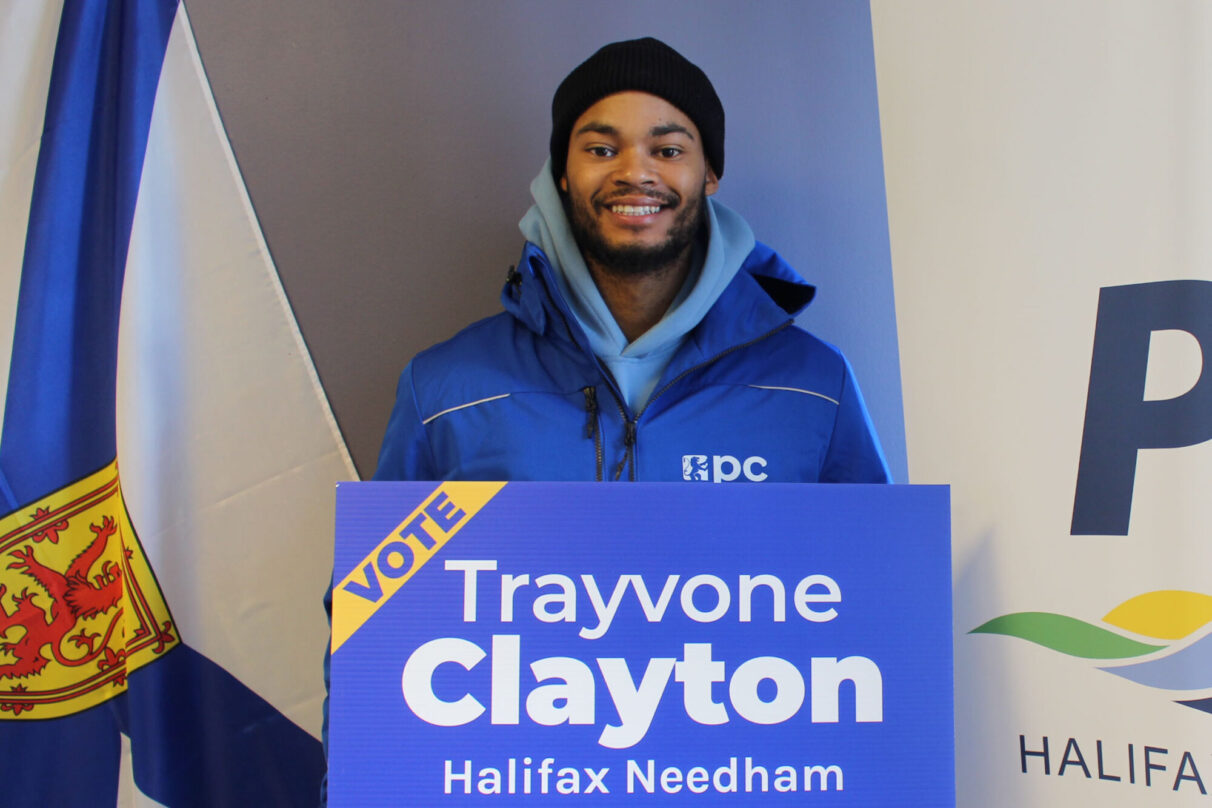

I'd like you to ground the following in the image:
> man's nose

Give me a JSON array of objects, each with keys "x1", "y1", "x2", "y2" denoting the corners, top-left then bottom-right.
[{"x1": 614, "y1": 148, "x2": 656, "y2": 185}]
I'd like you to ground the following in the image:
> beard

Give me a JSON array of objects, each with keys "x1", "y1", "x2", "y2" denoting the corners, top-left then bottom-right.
[{"x1": 563, "y1": 183, "x2": 708, "y2": 277}]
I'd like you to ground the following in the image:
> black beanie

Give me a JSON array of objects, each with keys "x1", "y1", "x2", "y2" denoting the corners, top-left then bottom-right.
[{"x1": 550, "y1": 37, "x2": 724, "y2": 182}]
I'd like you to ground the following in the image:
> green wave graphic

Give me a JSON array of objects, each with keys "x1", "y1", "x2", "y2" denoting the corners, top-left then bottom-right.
[{"x1": 971, "y1": 612, "x2": 1166, "y2": 659}]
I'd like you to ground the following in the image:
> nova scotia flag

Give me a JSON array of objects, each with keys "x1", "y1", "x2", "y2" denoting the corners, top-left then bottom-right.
[{"x1": 1, "y1": 2, "x2": 354, "y2": 805}]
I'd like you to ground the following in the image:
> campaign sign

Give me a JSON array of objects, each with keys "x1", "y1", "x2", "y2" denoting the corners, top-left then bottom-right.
[{"x1": 329, "y1": 482, "x2": 953, "y2": 806}]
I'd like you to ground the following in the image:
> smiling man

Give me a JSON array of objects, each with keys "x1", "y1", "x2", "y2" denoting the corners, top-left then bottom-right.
[
  {"x1": 372, "y1": 36, "x2": 890, "y2": 483},
  {"x1": 325, "y1": 37, "x2": 891, "y2": 802}
]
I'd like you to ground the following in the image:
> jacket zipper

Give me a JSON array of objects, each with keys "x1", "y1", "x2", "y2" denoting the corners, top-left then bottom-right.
[
  {"x1": 582, "y1": 386, "x2": 603, "y2": 481},
  {"x1": 589, "y1": 366, "x2": 636, "y2": 482},
  {"x1": 613, "y1": 405, "x2": 636, "y2": 482}
]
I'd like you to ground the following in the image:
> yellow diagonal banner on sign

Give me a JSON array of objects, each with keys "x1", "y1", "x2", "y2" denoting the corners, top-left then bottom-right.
[{"x1": 331, "y1": 481, "x2": 506, "y2": 653}]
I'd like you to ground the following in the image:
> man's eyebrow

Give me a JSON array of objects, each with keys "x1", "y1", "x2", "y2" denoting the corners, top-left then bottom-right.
[
  {"x1": 651, "y1": 123, "x2": 695, "y2": 140},
  {"x1": 573, "y1": 122, "x2": 618, "y2": 138},
  {"x1": 571, "y1": 121, "x2": 696, "y2": 140}
]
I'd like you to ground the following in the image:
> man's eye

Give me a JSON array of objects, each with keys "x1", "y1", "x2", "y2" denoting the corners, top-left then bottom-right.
[
  {"x1": 658, "y1": 146, "x2": 683, "y2": 158},
  {"x1": 587, "y1": 146, "x2": 615, "y2": 157}
]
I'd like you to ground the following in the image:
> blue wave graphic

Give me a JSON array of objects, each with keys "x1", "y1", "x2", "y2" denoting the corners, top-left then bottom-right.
[{"x1": 1100, "y1": 631, "x2": 1212, "y2": 690}]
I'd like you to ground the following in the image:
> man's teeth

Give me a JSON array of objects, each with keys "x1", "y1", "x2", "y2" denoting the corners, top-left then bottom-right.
[{"x1": 611, "y1": 204, "x2": 660, "y2": 215}]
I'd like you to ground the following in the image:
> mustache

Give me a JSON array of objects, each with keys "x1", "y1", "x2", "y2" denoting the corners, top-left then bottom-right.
[{"x1": 594, "y1": 185, "x2": 681, "y2": 209}]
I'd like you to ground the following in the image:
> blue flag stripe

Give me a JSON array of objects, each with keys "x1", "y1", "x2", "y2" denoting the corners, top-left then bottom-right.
[
  {"x1": 123, "y1": 646, "x2": 326, "y2": 806},
  {"x1": 1, "y1": 3, "x2": 176, "y2": 806},
  {"x1": 0, "y1": 0, "x2": 177, "y2": 510}
]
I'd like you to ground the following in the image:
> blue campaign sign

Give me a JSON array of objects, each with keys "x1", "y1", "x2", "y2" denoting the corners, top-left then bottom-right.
[{"x1": 329, "y1": 482, "x2": 953, "y2": 806}]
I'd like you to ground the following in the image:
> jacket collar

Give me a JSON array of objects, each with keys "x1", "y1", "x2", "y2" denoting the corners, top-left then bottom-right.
[{"x1": 502, "y1": 240, "x2": 815, "y2": 368}]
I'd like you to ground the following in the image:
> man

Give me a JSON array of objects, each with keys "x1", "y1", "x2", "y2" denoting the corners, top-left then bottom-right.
[
  {"x1": 324, "y1": 36, "x2": 890, "y2": 803},
  {"x1": 372, "y1": 37, "x2": 890, "y2": 484}
]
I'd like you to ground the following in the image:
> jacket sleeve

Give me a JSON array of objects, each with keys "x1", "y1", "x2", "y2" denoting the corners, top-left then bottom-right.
[
  {"x1": 372, "y1": 362, "x2": 438, "y2": 481},
  {"x1": 820, "y1": 357, "x2": 892, "y2": 483}
]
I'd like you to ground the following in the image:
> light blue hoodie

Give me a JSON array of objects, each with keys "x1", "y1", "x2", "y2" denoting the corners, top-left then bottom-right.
[{"x1": 519, "y1": 161, "x2": 756, "y2": 413}]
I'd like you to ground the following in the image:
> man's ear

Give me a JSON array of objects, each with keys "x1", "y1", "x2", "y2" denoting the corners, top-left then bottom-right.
[
  {"x1": 704, "y1": 167, "x2": 719, "y2": 197},
  {"x1": 559, "y1": 174, "x2": 568, "y2": 192}
]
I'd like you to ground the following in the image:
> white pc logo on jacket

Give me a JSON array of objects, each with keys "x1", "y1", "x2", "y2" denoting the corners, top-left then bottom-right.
[{"x1": 682, "y1": 455, "x2": 768, "y2": 482}]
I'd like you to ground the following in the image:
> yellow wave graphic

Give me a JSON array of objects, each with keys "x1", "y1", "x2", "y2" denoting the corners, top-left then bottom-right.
[{"x1": 1102, "y1": 590, "x2": 1212, "y2": 640}]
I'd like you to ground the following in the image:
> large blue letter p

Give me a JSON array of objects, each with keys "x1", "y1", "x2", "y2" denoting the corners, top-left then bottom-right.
[{"x1": 1071, "y1": 281, "x2": 1212, "y2": 536}]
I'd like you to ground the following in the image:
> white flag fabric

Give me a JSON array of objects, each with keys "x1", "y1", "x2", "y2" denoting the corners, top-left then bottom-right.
[{"x1": 117, "y1": 1, "x2": 354, "y2": 747}]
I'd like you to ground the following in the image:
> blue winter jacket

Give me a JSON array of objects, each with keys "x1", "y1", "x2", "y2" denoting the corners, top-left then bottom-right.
[
  {"x1": 323, "y1": 239, "x2": 888, "y2": 803},
  {"x1": 372, "y1": 240, "x2": 890, "y2": 484}
]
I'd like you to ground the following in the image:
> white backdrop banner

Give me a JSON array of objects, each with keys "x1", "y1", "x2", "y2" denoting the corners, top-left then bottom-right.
[{"x1": 873, "y1": 2, "x2": 1212, "y2": 805}]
